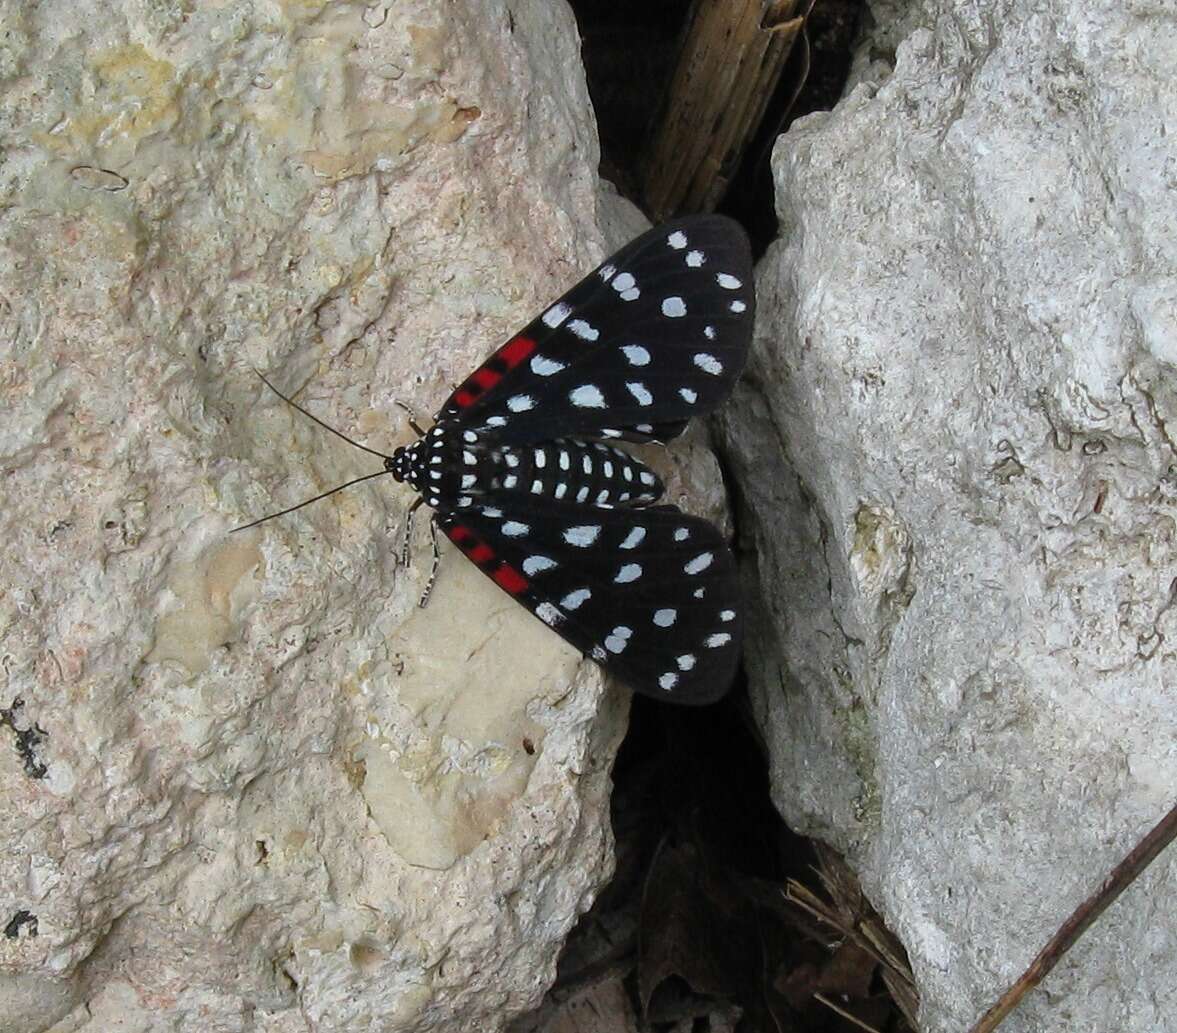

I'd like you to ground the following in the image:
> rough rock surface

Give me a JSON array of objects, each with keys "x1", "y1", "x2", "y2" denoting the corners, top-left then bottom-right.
[
  {"x1": 0, "y1": 2, "x2": 668, "y2": 1031},
  {"x1": 718, "y1": 1, "x2": 1177, "y2": 1030}
]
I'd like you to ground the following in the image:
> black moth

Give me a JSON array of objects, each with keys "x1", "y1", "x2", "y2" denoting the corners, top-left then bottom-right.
[{"x1": 245, "y1": 216, "x2": 754, "y2": 704}]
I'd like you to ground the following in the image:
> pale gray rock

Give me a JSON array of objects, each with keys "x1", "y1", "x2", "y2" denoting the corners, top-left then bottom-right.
[
  {"x1": 718, "y1": 1, "x2": 1177, "y2": 1031},
  {"x1": 0, "y1": 2, "x2": 649, "y2": 1031}
]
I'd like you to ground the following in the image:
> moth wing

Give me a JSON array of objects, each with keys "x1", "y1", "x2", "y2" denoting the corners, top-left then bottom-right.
[
  {"x1": 437, "y1": 497, "x2": 741, "y2": 704},
  {"x1": 438, "y1": 216, "x2": 754, "y2": 446}
]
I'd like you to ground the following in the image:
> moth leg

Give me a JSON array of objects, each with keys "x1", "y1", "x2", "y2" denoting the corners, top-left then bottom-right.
[
  {"x1": 400, "y1": 496, "x2": 423, "y2": 568},
  {"x1": 394, "y1": 399, "x2": 428, "y2": 438},
  {"x1": 418, "y1": 516, "x2": 441, "y2": 609}
]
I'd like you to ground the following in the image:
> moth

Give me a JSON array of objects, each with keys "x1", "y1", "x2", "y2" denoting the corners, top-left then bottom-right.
[{"x1": 242, "y1": 216, "x2": 754, "y2": 704}]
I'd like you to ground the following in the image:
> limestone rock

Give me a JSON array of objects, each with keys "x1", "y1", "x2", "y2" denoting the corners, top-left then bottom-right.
[
  {"x1": 0, "y1": 2, "x2": 642, "y2": 1031},
  {"x1": 719, "y1": 1, "x2": 1177, "y2": 1030}
]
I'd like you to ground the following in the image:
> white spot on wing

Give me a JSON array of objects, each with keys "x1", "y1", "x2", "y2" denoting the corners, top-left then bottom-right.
[
  {"x1": 730, "y1": 300, "x2": 746, "y2": 313},
  {"x1": 674, "y1": 527, "x2": 689, "y2": 541},
  {"x1": 531, "y1": 479, "x2": 543, "y2": 494},
  {"x1": 605, "y1": 626, "x2": 633, "y2": 653},
  {"x1": 536, "y1": 602, "x2": 564, "y2": 626},
  {"x1": 523, "y1": 555, "x2": 556, "y2": 575},
  {"x1": 659, "y1": 672, "x2": 678, "y2": 691},
  {"x1": 720, "y1": 609, "x2": 735, "y2": 622},
  {"x1": 653, "y1": 608, "x2": 677, "y2": 627},
  {"x1": 564, "y1": 525, "x2": 601, "y2": 547},
  {"x1": 679, "y1": 387, "x2": 698, "y2": 403},
  {"x1": 530, "y1": 355, "x2": 566, "y2": 376},
  {"x1": 507, "y1": 395, "x2": 535, "y2": 412},
  {"x1": 502, "y1": 521, "x2": 529, "y2": 537},
  {"x1": 667, "y1": 230, "x2": 687, "y2": 250},
  {"x1": 694, "y1": 353, "x2": 723, "y2": 375},
  {"x1": 706, "y1": 632, "x2": 732, "y2": 648},
  {"x1": 686, "y1": 249, "x2": 704, "y2": 267},
  {"x1": 554, "y1": 483, "x2": 568, "y2": 499},
  {"x1": 461, "y1": 474, "x2": 476, "y2": 488},
  {"x1": 615, "y1": 563, "x2": 642, "y2": 583},
  {"x1": 661, "y1": 296, "x2": 687, "y2": 318},
  {"x1": 676, "y1": 654, "x2": 696, "y2": 671},
  {"x1": 704, "y1": 325, "x2": 717, "y2": 340},
  {"x1": 570, "y1": 384, "x2": 606, "y2": 408},
  {"x1": 568, "y1": 319, "x2": 599, "y2": 341},
  {"x1": 621, "y1": 344, "x2": 650, "y2": 366},
  {"x1": 485, "y1": 415, "x2": 507, "y2": 427},
  {"x1": 717, "y1": 273, "x2": 742, "y2": 289},
  {"x1": 534, "y1": 449, "x2": 546, "y2": 468},
  {"x1": 685, "y1": 552, "x2": 713, "y2": 574},
  {"x1": 626, "y1": 382, "x2": 653, "y2": 405},
  {"x1": 561, "y1": 588, "x2": 591, "y2": 610},
  {"x1": 599, "y1": 263, "x2": 616, "y2": 281},
  {"x1": 542, "y1": 302, "x2": 571, "y2": 328},
  {"x1": 620, "y1": 526, "x2": 646, "y2": 550}
]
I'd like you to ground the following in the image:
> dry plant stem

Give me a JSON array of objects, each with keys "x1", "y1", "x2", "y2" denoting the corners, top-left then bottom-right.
[
  {"x1": 784, "y1": 881, "x2": 909, "y2": 982},
  {"x1": 642, "y1": 0, "x2": 806, "y2": 218},
  {"x1": 784, "y1": 855, "x2": 921, "y2": 1031},
  {"x1": 813, "y1": 992, "x2": 883, "y2": 1033},
  {"x1": 968, "y1": 800, "x2": 1177, "y2": 1033}
]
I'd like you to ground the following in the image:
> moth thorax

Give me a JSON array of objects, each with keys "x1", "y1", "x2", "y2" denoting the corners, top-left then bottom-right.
[{"x1": 389, "y1": 445, "x2": 413, "y2": 484}]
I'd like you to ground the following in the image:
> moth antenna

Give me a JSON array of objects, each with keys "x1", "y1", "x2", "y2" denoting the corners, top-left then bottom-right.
[
  {"x1": 230, "y1": 466, "x2": 394, "y2": 533},
  {"x1": 251, "y1": 368, "x2": 392, "y2": 461},
  {"x1": 233, "y1": 369, "x2": 399, "y2": 533}
]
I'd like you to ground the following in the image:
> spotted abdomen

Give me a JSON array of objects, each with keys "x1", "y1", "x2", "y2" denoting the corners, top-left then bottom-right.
[{"x1": 491, "y1": 440, "x2": 662, "y2": 507}]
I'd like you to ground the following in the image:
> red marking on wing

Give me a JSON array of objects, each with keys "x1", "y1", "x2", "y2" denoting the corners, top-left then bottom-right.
[
  {"x1": 448, "y1": 524, "x2": 474, "y2": 545},
  {"x1": 498, "y1": 335, "x2": 536, "y2": 368},
  {"x1": 450, "y1": 337, "x2": 535, "y2": 410},
  {"x1": 493, "y1": 563, "x2": 528, "y2": 595},
  {"x1": 468, "y1": 543, "x2": 495, "y2": 565},
  {"x1": 472, "y1": 367, "x2": 501, "y2": 390}
]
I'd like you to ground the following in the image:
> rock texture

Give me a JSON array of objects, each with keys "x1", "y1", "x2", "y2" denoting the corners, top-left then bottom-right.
[
  {"x1": 0, "y1": 2, "x2": 656, "y2": 1031},
  {"x1": 719, "y1": 1, "x2": 1177, "y2": 1030}
]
